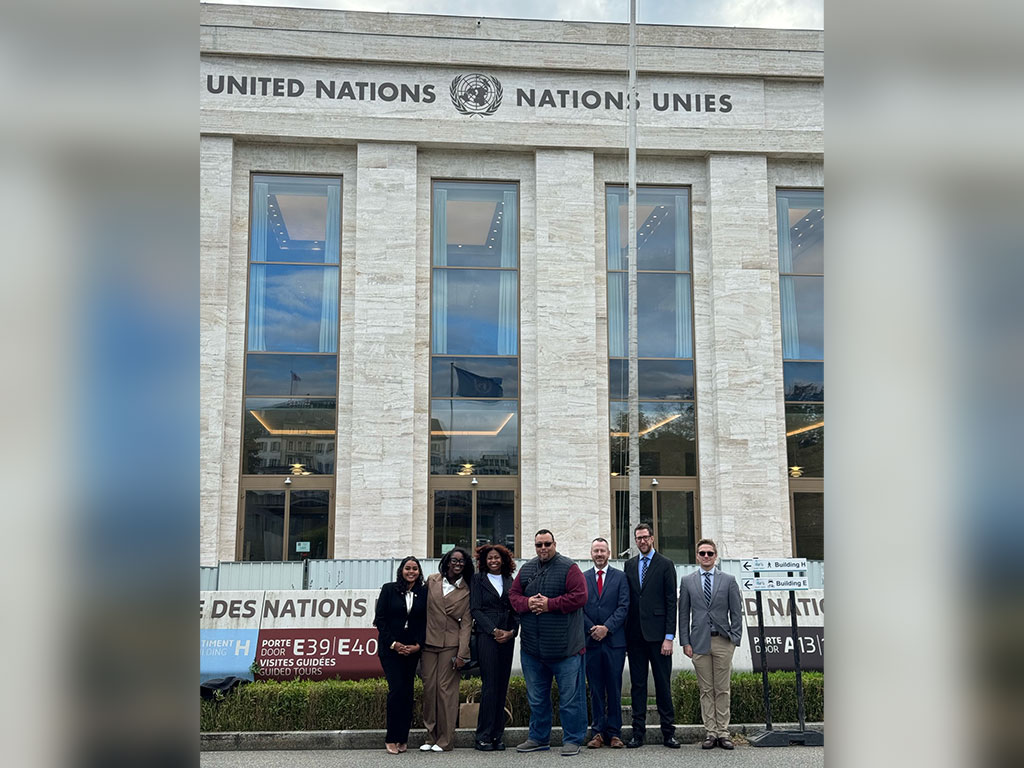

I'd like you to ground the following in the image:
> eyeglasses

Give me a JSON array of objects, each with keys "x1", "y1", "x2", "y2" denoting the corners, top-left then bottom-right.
[
  {"x1": 449, "y1": 558, "x2": 465, "y2": 564},
  {"x1": 697, "y1": 551, "x2": 715, "y2": 557},
  {"x1": 634, "y1": 534, "x2": 652, "y2": 541},
  {"x1": 535, "y1": 541, "x2": 554, "y2": 548}
]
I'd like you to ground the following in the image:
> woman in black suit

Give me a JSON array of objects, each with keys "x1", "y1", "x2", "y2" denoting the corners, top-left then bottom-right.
[
  {"x1": 374, "y1": 556, "x2": 428, "y2": 754},
  {"x1": 469, "y1": 543, "x2": 519, "y2": 751}
]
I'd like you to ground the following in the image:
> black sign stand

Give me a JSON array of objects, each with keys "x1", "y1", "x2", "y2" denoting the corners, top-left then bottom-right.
[{"x1": 748, "y1": 571, "x2": 823, "y2": 747}]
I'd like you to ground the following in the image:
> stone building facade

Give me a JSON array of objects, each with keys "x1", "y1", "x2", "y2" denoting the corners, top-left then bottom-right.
[{"x1": 200, "y1": 4, "x2": 824, "y2": 566}]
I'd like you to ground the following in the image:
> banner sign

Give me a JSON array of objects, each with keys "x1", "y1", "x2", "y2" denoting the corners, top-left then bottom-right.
[
  {"x1": 200, "y1": 587, "x2": 824, "y2": 682},
  {"x1": 200, "y1": 589, "x2": 382, "y2": 683}
]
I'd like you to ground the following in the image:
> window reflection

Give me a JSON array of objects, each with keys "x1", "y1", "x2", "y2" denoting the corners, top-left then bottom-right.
[
  {"x1": 657, "y1": 491, "x2": 696, "y2": 565},
  {"x1": 793, "y1": 492, "x2": 823, "y2": 560},
  {"x1": 606, "y1": 186, "x2": 690, "y2": 271},
  {"x1": 475, "y1": 490, "x2": 516, "y2": 550},
  {"x1": 243, "y1": 491, "x2": 285, "y2": 561},
  {"x1": 431, "y1": 357, "x2": 517, "y2": 398},
  {"x1": 610, "y1": 402, "x2": 696, "y2": 476},
  {"x1": 785, "y1": 404, "x2": 823, "y2": 477},
  {"x1": 246, "y1": 354, "x2": 337, "y2": 396},
  {"x1": 430, "y1": 400, "x2": 518, "y2": 475},
  {"x1": 433, "y1": 490, "x2": 473, "y2": 557},
  {"x1": 243, "y1": 398, "x2": 337, "y2": 475},
  {"x1": 609, "y1": 359, "x2": 694, "y2": 400},
  {"x1": 287, "y1": 490, "x2": 330, "y2": 561},
  {"x1": 432, "y1": 269, "x2": 517, "y2": 356},
  {"x1": 251, "y1": 175, "x2": 340, "y2": 265},
  {"x1": 248, "y1": 264, "x2": 339, "y2": 353},
  {"x1": 783, "y1": 361, "x2": 824, "y2": 402},
  {"x1": 780, "y1": 276, "x2": 823, "y2": 360}
]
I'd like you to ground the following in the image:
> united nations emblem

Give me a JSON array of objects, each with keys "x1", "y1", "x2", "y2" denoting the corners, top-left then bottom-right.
[{"x1": 449, "y1": 73, "x2": 503, "y2": 117}]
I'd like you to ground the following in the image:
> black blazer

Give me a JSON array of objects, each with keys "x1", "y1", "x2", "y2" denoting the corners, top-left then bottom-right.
[
  {"x1": 624, "y1": 550, "x2": 678, "y2": 643},
  {"x1": 373, "y1": 582, "x2": 428, "y2": 649},
  {"x1": 469, "y1": 572, "x2": 519, "y2": 636}
]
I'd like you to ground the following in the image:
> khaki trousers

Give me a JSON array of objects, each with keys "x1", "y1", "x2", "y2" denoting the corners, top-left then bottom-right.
[
  {"x1": 691, "y1": 634, "x2": 736, "y2": 738},
  {"x1": 421, "y1": 646, "x2": 460, "y2": 750}
]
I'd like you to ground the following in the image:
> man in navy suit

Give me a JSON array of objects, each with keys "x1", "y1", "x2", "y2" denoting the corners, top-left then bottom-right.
[{"x1": 582, "y1": 537, "x2": 630, "y2": 749}]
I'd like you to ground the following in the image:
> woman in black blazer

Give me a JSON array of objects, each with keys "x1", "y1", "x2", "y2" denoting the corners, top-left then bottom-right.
[
  {"x1": 469, "y1": 543, "x2": 519, "y2": 751},
  {"x1": 374, "y1": 556, "x2": 428, "y2": 754}
]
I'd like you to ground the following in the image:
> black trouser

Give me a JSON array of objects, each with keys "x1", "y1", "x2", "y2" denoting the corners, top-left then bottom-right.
[
  {"x1": 379, "y1": 648, "x2": 420, "y2": 743},
  {"x1": 474, "y1": 632, "x2": 516, "y2": 743},
  {"x1": 627, "y1": 639, "x2": 676, "y2": 737}
]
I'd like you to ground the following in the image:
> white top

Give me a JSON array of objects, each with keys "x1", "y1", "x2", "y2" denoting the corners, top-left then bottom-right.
[
  {"x1": 487, "y1": 572, "x2": 504, "y2": 595},
  {"x1": 404, "y1": 589, "x2": 414, "y2": 613},
  {"x1": 442, "y1": 576, "x2": 463, "y2": 596}
]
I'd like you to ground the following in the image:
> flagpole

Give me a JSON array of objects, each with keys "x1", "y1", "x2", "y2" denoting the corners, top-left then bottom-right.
[
  {"x1": 627, "y1": 0, "x2": 640, "y2": 557},
  {"x1": 450, "y1": 362, "x2": 455, "y2": 474}
]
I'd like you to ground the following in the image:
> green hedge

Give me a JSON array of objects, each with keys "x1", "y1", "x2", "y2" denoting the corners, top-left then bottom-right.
[
  {"x1": 672, "y1": 671, "x2": 823, "y2": 724},
  {"x1": 202, "y1": 671, "x2": 822, "y2": 732}
]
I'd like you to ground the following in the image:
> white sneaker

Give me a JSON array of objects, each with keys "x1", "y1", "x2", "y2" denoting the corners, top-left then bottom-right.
[
  {"x1": 419, "y1": 744, "x2": 433, "y2": 752},
  {"x1": 430, "y1": 745, "x2": 443, "y2": 752}
]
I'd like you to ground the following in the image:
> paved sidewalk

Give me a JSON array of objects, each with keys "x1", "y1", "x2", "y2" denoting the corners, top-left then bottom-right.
[
  {"x1": 202, "y1": 723, "x2": 823, "y2": 752},
  {"x1": 202, "y1": 742, "x2": 824, "y2": 768}
]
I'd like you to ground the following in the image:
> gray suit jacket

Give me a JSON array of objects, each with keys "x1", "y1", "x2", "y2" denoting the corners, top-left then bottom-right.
[{"x1": 677, "y1": 568, "x2": 743, "y2": 655}]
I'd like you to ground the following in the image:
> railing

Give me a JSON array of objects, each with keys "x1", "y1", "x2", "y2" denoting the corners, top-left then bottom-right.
[{"x1": 202, "y1": 558, "x2": 823, "y2": 591}]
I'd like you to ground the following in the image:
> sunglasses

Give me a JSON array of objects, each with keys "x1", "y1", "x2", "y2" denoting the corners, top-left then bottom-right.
[
  {"x1": 535, "y1": 541, "x2": 554, "y2": 548},
  {"x1": 697, "y1": 551, "x2": 716, "y2": 557}
]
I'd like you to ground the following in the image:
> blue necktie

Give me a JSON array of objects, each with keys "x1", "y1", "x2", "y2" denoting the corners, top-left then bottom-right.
[{"x1": 640, "y1": 556, "x2": 649, "y2": 586}]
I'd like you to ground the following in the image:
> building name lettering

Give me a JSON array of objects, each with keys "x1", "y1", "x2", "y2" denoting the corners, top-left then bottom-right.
[{"x1": 205, "y1": 74, "x2": 734, "y2": 114}]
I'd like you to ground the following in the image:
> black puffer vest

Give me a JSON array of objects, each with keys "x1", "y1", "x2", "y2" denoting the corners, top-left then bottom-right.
[{"x1": 517, "y1": 553, "x2": 585, "y2": 660}]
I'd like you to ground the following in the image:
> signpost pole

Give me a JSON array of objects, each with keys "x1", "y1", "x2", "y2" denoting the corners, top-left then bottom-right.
[
  {"x1": 746, "y1": 557, "x2": 822, "y2": 748},
  {"x1": 755, "y1": 585, "x2": 773, "y2": 730},
  {"x1": 789, "y1": 587, "x2": 806, "y2": 731}
]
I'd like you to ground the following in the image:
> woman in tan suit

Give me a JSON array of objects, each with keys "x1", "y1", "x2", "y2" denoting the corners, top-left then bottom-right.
[{"x1": 419, "y1": 547, "x2": 474, "y2": 752}]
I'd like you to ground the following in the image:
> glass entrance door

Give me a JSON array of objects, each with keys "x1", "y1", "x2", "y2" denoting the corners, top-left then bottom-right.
[
  {"x1": 241, "y1": 486, "x2": 332, "y2": 561},
  {"x1": 430, "y1": 480, "x2": 518, "y2": 557},
  {"x1": 613, "y1": 480, "x2": 698, "y2": 564}
]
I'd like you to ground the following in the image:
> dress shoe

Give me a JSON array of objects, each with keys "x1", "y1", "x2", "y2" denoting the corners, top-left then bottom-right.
[
  {"x1": 492, "y1": 740, "x2": 506, "y2": 751},
  {"x1": 663, "y1": 736, "x2": 681, "y2": 749},
  {"x1": 385, "y1": 743, "x2": 399, "y2": 755},
  {"x1": 475, "y1": 740, "x2": 495, "y2": 751},
  {"x1": 701, "y1": 736, "x2": 717, "y2": 750},
  {"x1": 586, "y1": 734, "x2": 604, "y2": 749},
  {"x1": 717, "y1": 737, "x2": 735, "y2": 750},
  {"x1": 608, "y1": 737, "x2": 626, "y2": 748},
  {"x1": 625, "y1": 735, "x2": 645, "y2": 748}
]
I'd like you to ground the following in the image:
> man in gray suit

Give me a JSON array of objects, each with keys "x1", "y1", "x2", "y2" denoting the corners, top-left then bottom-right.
[{"x1": 678, "y1": 538, "x2": 743, "y2": 750}]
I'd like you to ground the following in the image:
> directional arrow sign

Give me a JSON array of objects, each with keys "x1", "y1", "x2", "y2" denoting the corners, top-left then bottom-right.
[
  {"x1": 741, "y1": 557, "x2": 808, "y2": 572},
  {"x1": 742, "y1": 576, "x2": 809, "y2": 591}
]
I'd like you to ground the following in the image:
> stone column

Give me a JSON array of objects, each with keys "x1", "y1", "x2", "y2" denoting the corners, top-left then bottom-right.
[
  {"x1": 200, "y1": 136, "x2": 233, "y2": 566},
  {"x1": 527, "y1": 149, "x2": 602, "y2": 554},
  {"x1": 344, "y1": 143, "x2": 419, "y2": 556},
  {"x1": 697, "y1": 154, "x2": 792, "y2": 556}
]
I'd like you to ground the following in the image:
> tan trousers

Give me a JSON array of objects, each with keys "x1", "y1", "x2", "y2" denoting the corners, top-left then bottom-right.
[
  {"x1": 421, "y1": 646, "x2": 460, "y2": 750},
  {"x1": 691, "y1": 634, "x2": 736, "y2": 738}
]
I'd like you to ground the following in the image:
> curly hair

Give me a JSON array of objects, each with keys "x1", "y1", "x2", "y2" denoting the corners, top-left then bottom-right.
[
  {"x1": 474, "y1": 543, "x2": 516, "y2": 576},
  {"x1": 439, "y1": 547, "x2": 475, "y2": 580},
  {"x1": 393, "y1": 556, "x2": 424, "y2": 590}
]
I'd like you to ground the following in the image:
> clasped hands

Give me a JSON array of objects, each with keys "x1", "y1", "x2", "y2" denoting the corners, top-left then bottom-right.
[
  {"x1": 527, "y1": 594, "x2": 550, "y2": 614},
  {"x1": 393, "y1": 642, "x2": 420, "y2": 656},
  {"x1": 492, "y1": 628, "x2": 514, "y2": 644}
]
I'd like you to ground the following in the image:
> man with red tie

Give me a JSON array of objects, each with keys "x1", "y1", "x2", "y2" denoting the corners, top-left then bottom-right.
[{"x1": 582, "y1": 537, "x2": 630, "y2": 749}]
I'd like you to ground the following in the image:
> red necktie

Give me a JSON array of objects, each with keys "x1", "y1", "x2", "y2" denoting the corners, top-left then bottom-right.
[{"x1": 597, "y1": 570, "x2": 604, "y2": 597}]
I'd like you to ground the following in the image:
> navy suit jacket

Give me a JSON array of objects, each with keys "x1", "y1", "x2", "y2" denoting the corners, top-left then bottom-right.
[{"x1": 583, "y1": 566, "x2": 630, "y2": 649}]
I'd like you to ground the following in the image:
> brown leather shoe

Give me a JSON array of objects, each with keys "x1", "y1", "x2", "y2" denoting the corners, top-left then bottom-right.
[
  {"x1": 586, "y1": 734, "x2": 604, "y2": 749},
  {"x1": 608, "y1": 737, "x2": 625, "y2": 749},
  {"x1": 717, "y1": 737, "x2": 735, "y2": 750},
  {"x1": 701, "y1": 736, "x2": 717, "y2": 750}
]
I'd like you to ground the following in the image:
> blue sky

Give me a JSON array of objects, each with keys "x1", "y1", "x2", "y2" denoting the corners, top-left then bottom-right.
[{"x1": 206, "y1": 0, "x2": 823, "y2": 29}]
